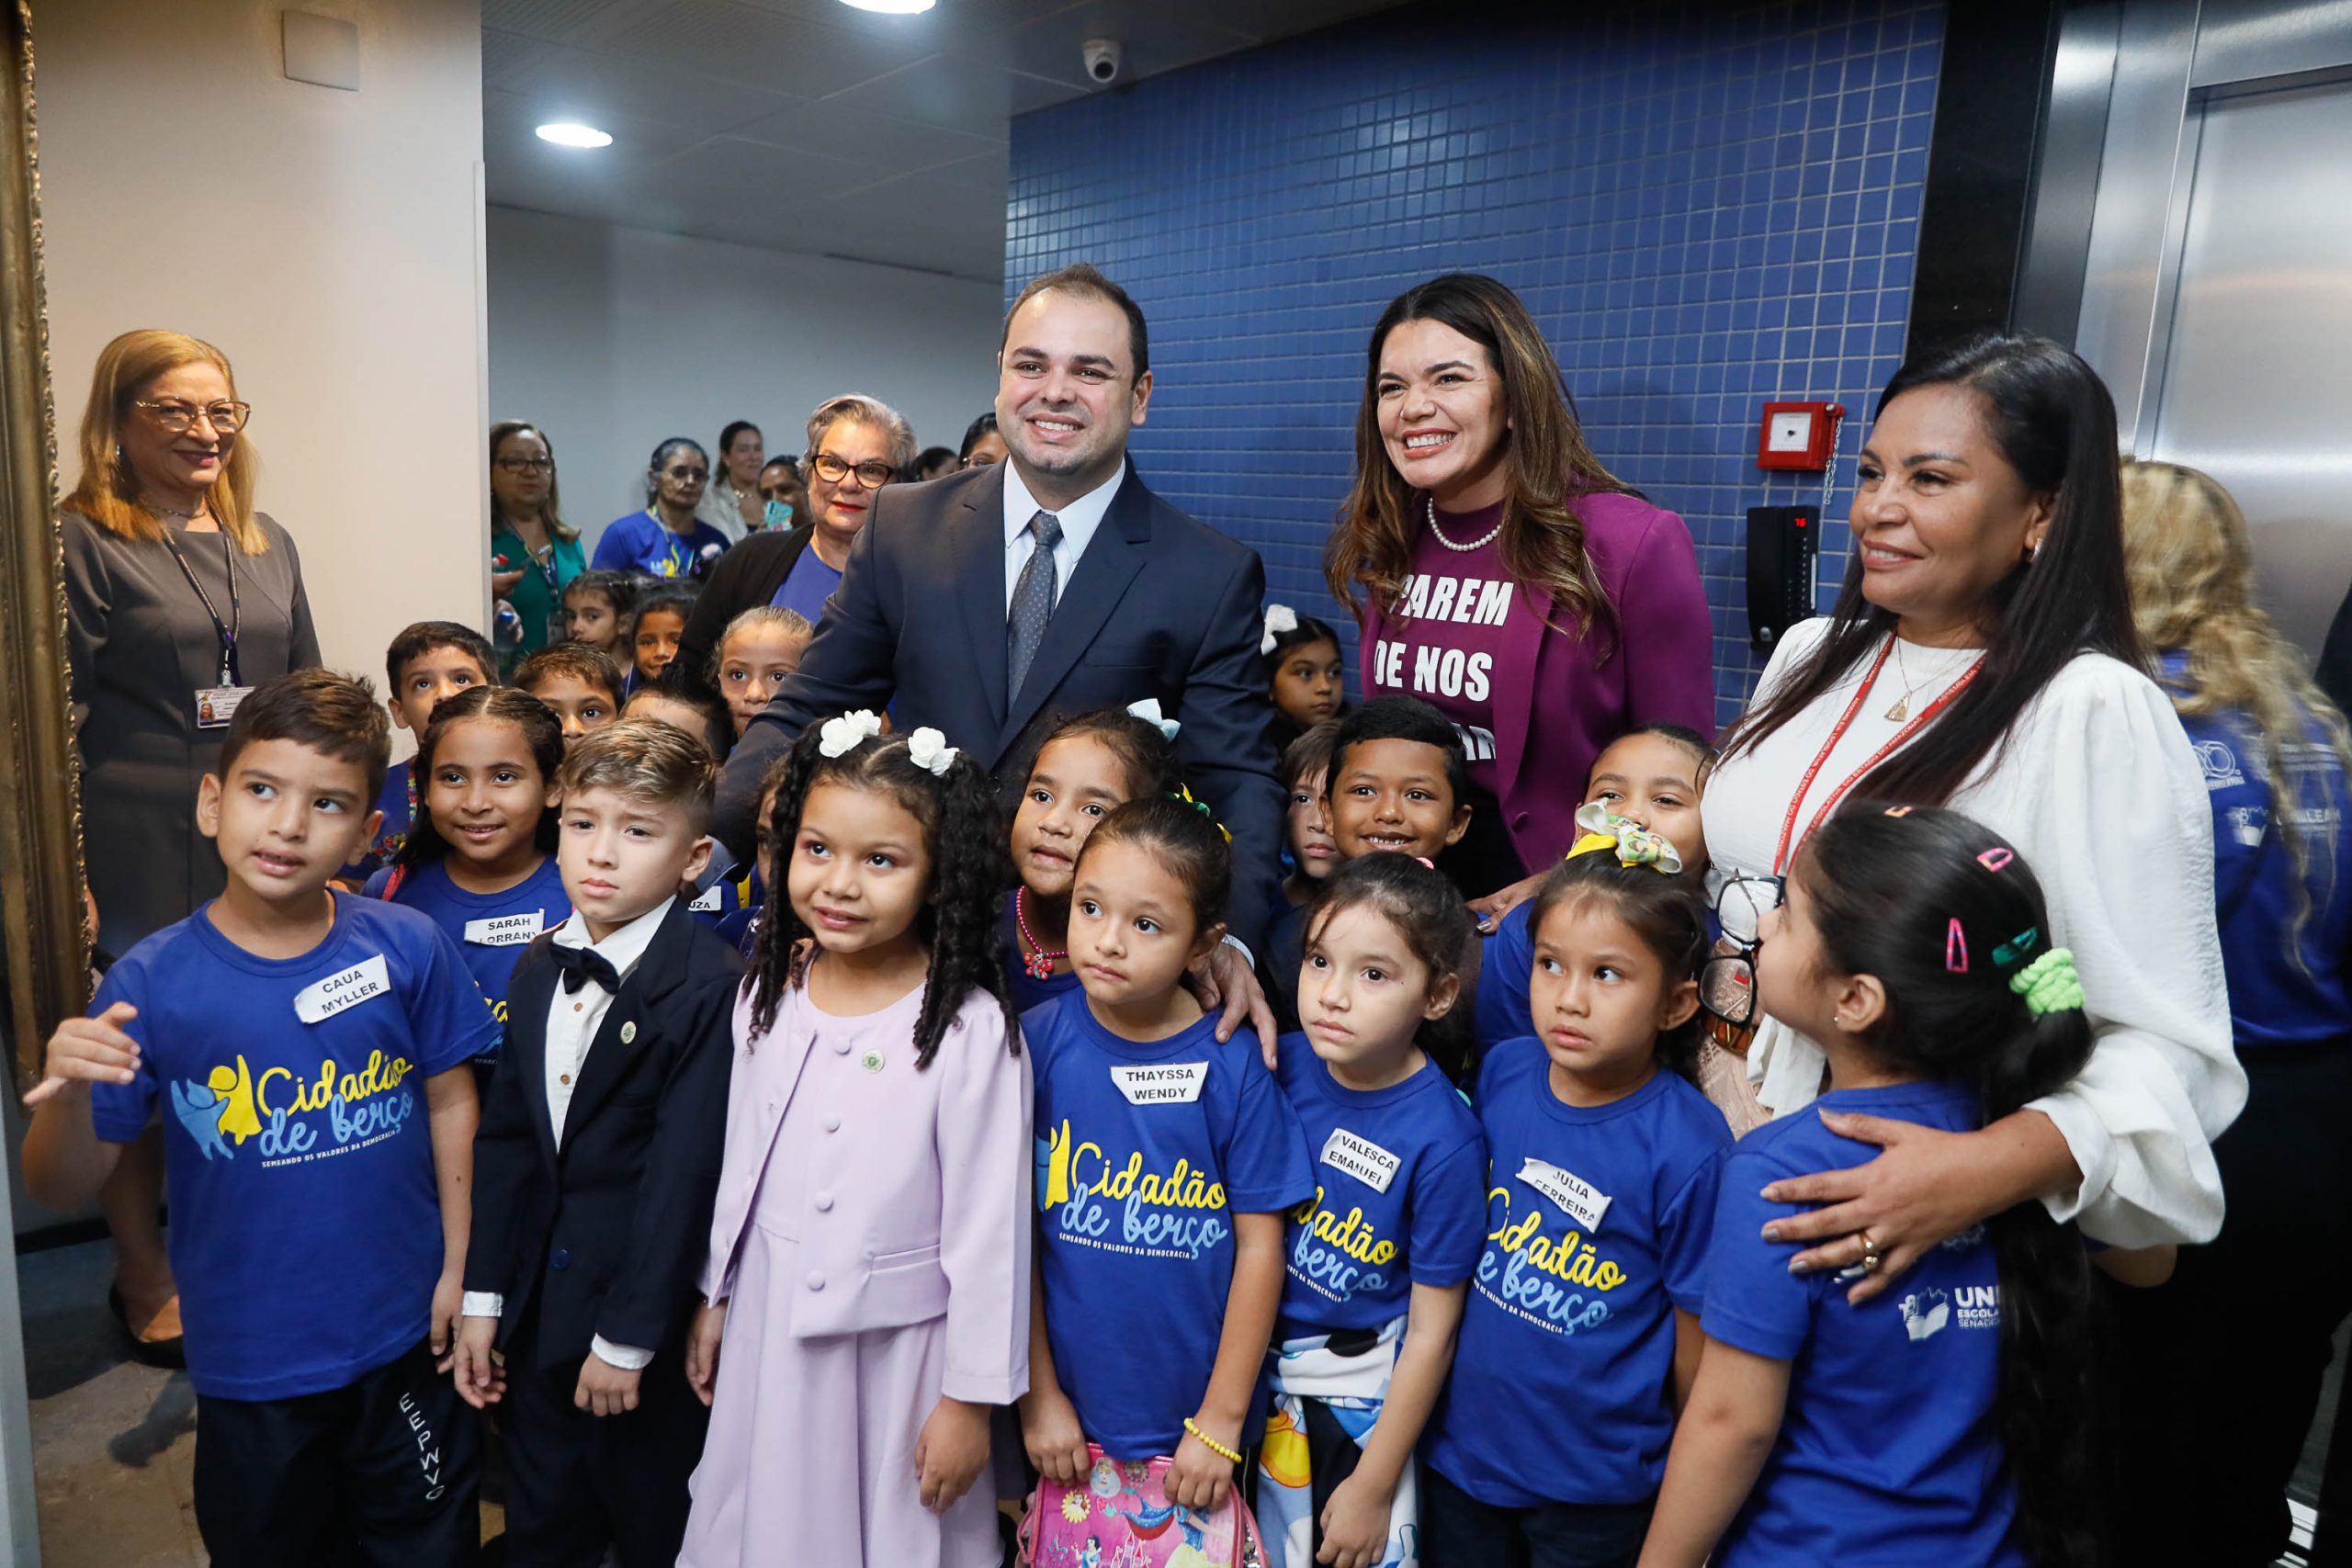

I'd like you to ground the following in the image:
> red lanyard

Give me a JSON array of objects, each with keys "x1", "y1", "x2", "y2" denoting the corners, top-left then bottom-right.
[{"x1": 1771, "y1": 637, "x2": 1985, "y2": 871}]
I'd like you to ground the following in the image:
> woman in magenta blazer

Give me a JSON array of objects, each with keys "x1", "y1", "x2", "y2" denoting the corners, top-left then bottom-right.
[{"x1": 1328, "y1": 273, "x2": 1716, "y2": 917}]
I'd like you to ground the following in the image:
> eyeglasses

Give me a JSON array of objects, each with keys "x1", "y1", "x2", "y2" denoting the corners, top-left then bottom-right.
[
  {"x1": 135, "y1": 399, "x2": 251, "y2": 435},
  {"x1": 1698, "y1": 874, "x2": 1784, "y2": 1042},
  {"x1": 810, "y1": 452, "x2": 897, "y2": 490},
  {"x1": 663, "y1": 465, "x2": 709, "y2": 482},
  {"x1": 495, "y1": 456, "x2": 554, "y2": 474}
]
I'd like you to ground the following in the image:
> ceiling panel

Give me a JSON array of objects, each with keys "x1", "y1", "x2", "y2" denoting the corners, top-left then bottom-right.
[{"x1": 482, "y1": 0, "x2": 1405, "y2": 283}]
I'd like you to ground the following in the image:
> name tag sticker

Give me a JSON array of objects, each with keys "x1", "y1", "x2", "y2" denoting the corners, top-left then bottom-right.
[
  {"x1": 687, "y1": 885, "x2": 724, "y2": 913},
  {"x1": 194, "y1": 685, "x2": 254, "y2": 730},
  {"x1": 1518, "y1": 1156, "x2": 1613, "y2": 1232},
  {"x1": 463, "y1": 909, "x2": 545, "y2": 947},
  {"x1": 1320, "y1": 1127, "x2": 1402, "y2": 1193},
  {"x1": 293, "y1": 954, "x2": 391, "y2": 1025},
  {"x1": 1109, "y1": 1061, "x2": 1208, "y2": 1106}
]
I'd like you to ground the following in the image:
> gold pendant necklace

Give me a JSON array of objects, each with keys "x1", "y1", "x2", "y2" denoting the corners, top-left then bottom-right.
[{"x1": 1883, "y1": 637, "x2": 1927, "y2": 722}]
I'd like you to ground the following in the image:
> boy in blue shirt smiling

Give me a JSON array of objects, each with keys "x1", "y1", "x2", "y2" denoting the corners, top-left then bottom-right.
[{"x1": 25, "y1": 669, "x2": 497, "y2": 1566}]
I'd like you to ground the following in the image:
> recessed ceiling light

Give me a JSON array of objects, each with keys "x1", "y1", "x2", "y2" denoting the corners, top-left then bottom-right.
[
  {"x1": 838, "y1": 0, "x2": 936, "y2": 13},
  {"x1": 535, "y1": 122, "x2": 613, "y2": 149}
]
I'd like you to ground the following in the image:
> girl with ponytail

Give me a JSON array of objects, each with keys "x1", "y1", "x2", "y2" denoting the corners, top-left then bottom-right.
[{"x1": 1638, "y1": 806, "x2": 2103, "y2": 1568}]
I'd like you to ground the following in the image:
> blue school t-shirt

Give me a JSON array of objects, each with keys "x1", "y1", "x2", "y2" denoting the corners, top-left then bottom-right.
[
  {"x1": 1003, "y1": 901, "x2": 1083, "y2": 1015},
  {"x1": 592, "y1": 509, "x2": 731, "y2": 580},
  {"x1": 87, "y1": 895, "x2": 501, "y2": 1401},
  {"x1": 1705, "y1": 1082, "x2": 2023, "y2": 1567},
  {"x1": 363, "y1": 856, "x2": 569, "y2": 1030},
  {"x1": 771, "y1": 545, "x2": 842, "y2": 624},
  {"x1": 340, "y1": 759, "x2": 414, "y2": 883},
  {"x1": 1425, "y1": 1039, "x2": 1732, "y2": 1508},
  {"x1": 1027, "y1": 992, "x2": 1315, "y2": 1461},
  {"x1": 1273, "y1": 1036, "x2": 1486, "y2": 1337},
  {"x1": 685, "y1": 874, "x2": 742, "y2": 931}
]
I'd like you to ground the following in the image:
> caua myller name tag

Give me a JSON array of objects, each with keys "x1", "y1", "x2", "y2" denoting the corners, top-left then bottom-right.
[
  {"x1": 293, "y1": 954, "x2": 390, "y2": 1025},
  {"x1": 1518, "y1": 1156, "x2": 1613, "y2": 1231},
  {"x1": 1319, "y1": 1127, "x2": 1402, "y2": 1194},
  {"x1": 463, "y1": 909, "x2": 545, "y2": 947},
  {"x1": 1109, "y1": 1061, "x2": 1208, "y2": 1106}
]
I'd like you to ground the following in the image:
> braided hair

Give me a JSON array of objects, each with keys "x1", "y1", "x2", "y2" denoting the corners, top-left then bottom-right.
[
  {"x1": 1795, "y1": 804, "x2": 2105, "y2": 1568},
  {"x1": 747, "y1": 723, "x2": 1017, "y2": 1068}
]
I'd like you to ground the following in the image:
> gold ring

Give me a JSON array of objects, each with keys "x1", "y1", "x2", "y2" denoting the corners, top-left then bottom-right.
[{"x1": 1857, "y1": 1228, "x2": 1883, "y2": 1275}]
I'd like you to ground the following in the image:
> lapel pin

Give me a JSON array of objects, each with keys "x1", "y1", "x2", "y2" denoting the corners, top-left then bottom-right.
[
  {"x1": 859, "y1": 1048, "x2": 885, "y2": 1074},
  {"x1": 620, "y1": 1021, "x2": 638, "y2": 1044}
]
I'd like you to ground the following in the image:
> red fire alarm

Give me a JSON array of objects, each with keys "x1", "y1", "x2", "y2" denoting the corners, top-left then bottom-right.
[{"x1": 1757, "y1": 400, "x2": 1844, "y2": 471}]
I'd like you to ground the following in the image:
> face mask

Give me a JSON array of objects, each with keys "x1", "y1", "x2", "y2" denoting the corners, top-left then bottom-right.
[{"x1": 763, "y1": 500, "x2": 795, "y2": 530}]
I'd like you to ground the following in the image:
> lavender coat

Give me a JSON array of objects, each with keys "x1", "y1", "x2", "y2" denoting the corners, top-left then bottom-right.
[{"x1": 1357, "y1": 491, "x2": 1716, "y2": 871}]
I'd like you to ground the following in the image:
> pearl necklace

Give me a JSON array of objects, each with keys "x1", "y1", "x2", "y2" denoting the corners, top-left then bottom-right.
[
  {"x1": 1014, "y1": 886, "x2": 1066, "y2": 981},
  {"x1": 1424, "y1": 493, "x2": 1505, "y2": 552}
]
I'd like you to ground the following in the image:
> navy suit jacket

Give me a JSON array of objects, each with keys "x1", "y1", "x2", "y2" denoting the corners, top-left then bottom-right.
[
  {"x1": 715, "y1": 460, "x2": 1285, "y2": 950},
  {"x1": 462, "y1": 899, "x2": 743, "y2": 1372}
]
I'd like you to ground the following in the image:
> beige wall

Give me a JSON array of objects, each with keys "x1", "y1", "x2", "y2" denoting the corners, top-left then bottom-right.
[{"x1": 38, "y1": 0, "x2": 490, "y2": 680}]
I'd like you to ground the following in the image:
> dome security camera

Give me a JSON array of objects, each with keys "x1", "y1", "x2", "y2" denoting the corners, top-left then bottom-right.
[{"x1": 1082, "y1": 38, "x2": 1122, "y2": 85}]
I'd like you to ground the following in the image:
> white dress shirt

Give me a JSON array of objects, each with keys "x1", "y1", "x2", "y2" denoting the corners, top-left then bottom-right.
[
  {"x1": 1702, "y1": 618, "x2": 2243, "y2": 1247},
  {"x1": 460, "y1": 897, "x2": 678, "y2": 1370},
  {"x1": 1001, "y1": 459, "x2": 1125, "y2": 614}
]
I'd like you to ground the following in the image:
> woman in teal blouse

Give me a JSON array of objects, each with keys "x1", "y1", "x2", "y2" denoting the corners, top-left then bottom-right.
[{"x1": 489, "y1": 419, "x2": 585, "y2": 666}]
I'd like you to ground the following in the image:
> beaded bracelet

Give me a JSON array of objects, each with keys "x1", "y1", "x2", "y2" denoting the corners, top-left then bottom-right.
[{"x1": 1182, "y1": 1416, "x2": 1243, "y2": 1466}]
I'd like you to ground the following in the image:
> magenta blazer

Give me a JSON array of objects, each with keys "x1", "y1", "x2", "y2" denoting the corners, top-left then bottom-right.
[{"x1": 1357, "y1": 490, "x2": 1717, "y2": 872}]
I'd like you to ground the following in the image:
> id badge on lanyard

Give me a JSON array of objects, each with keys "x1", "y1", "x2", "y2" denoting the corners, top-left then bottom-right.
[{"x1": 164, "y1": 526, "x2": 250, "y2": 728}]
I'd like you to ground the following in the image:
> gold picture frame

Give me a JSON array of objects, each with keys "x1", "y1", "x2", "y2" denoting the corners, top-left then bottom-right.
[{"x1": 0, "y1": 0, "x2": 91, "y2": 1092}]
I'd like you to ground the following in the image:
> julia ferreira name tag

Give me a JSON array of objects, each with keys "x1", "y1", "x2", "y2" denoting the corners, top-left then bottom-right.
[
  {"x1": 1518, "y1": 1156, "x2": 1613, "y2": 1231},
  {"x1": 463, "y1": 909, "x2": 545, "y2": 947},
  {"x1": 1109, "y1": 1061, "x2": 1208, "y2": 1106},
  {"x1": 1320, "y1": 1127, "x2": 1402, "y2": 1194},
  {"x1": 293, "y1": 954, "x2": 391, "y2": 1025}
]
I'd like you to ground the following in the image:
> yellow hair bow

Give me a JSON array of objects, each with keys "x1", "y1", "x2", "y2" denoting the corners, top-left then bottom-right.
[{"x1": 1565, "y1": 800, "x2": 1684, "y2": 874}]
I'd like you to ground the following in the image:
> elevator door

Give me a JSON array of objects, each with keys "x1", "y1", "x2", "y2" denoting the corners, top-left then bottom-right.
[{"x1": 2148, "y1": 75, "x2": 2352, "y2": 660}]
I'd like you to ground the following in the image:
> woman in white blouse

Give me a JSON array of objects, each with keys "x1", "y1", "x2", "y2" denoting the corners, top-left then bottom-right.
[{"x1": 1702, "y1": 334, "x2": 2242, "y2": 1294}]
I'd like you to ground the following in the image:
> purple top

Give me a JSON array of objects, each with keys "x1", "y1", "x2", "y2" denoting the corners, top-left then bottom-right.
[{"x1": 1356, "y1": 490, "x2": 1714, "y2": 870}]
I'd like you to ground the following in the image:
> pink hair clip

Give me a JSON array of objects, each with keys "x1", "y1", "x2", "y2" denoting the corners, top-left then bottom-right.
[
  {"x1": 1946, "y1": 918, "x2": 1970, "y2": 974},
  {"x1": 1976, "y1": 848, "x2": 2015, "y2": 873}
]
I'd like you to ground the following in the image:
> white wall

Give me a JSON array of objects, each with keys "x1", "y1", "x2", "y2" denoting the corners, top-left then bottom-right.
[
  {"x1": 486, "y1": 206, "x2": 1002, "y2": 550},
  {"x1": 40, "y1": 0, "x2": 491, "y2": 678}
]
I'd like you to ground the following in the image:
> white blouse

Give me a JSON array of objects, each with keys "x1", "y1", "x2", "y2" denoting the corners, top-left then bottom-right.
[{"x1": 1703, "y1": 618, "x2": 2244, "y2": 1247}]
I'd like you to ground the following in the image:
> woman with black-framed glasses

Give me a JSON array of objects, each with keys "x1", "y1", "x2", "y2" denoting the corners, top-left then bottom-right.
[
  {"x1": 60, "y1": 329, "x2": 322, "y2": 1368},
  {"x1": 591, "y1": 436, "x2": 733, "y2": 580},
  {"x1": 488, "y1": 420, "x2": 583, "y2": 663}
]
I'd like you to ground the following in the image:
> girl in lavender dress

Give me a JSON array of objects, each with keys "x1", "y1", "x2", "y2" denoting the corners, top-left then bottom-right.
[{"x1": 680, "y1": 713, "x2": 1032, "y2": 1568}]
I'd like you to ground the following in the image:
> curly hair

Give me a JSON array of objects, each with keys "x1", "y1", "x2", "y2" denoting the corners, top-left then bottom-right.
[
  {"x1": 1796, "y1": 805, "x2": 2105, "y2": 1568},
  {"x1": 748, "y1": 726, "x2": 1018, "y2": 1069},
  {"x1": 392, "y1": 686, "x2": 564, "y2": 871}
]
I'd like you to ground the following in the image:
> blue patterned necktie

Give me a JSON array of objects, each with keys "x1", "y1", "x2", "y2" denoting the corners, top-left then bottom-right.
[{"x1": 1006, "y1": 510, "x2": 1063, "y2": 699}]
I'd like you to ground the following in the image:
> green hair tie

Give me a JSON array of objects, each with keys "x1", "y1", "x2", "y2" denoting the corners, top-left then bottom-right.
[{"x1": 2009, "y1": 947, "x2": 2085, "y2": 1017}]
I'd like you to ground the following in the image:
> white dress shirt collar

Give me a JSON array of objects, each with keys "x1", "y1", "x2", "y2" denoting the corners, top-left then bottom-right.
[
  {"x1": 1001, "y1": 459, "x2": 1127, "y2": 615},
  {"x1": 550, "y1": 895, "x2": 676, "y2": 985}
]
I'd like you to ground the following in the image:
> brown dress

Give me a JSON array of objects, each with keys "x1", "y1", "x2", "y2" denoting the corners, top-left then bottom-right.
[{"x1": 62, "y1": 509, "x2": 320, "y2": 954}]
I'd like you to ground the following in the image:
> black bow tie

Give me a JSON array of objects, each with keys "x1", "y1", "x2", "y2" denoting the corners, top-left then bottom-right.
[{"x1": 551, "y1": 943, "x2": 621, "y2": 996}]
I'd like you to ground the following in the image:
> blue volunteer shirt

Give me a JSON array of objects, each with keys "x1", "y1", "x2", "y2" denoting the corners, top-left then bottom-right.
[
  {"x1": 769, "y1": 545, "x2": 842, "y2": 624},
  {"x1": 340, "y1": 759, "x2": 413, "y2": 883},
  {"x1": 1003, "y1": 902, "x2": 1083, "y2": 1015},
  {"x1": 88, "y1": 895, "x2": 501, "y2": 1401},
  {"x1": 2165, "y1": 651, "x2": 2352, "y2": 1049},
  {"x1": 1273, "y1": 1035, "x2": 1486, "y2": 1337},
  {"x1": 1426, "y1": 1039, "x2": 1732, "y2": 1508},
  {"x1": 1704, "y1": 1082, "x2": 2023, "y2": 1567},
  {"x1": 363, "y1": 855, "x2": 569, "y2": 1029},
  {"x1": 592, "y1": 509, "x2": 730, "y2": 580},
  {"x1": 1027, "y1": 992, "x2": 1315, "y2": 1460}
]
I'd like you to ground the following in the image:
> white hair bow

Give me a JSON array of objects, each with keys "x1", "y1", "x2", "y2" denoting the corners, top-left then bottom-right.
[
  {"x1": 1260, "y1": 604, "x2": 1299, "y2": 655},
  {"x1": 906, "y1": 727, "x2": 959, "y2": 777},
  {"x1": 817, "y1": 709, "x2": 885, "y2": 758},
  {"x1": 1126, "y1": 698, "x2": 1181, "y2": 740}
]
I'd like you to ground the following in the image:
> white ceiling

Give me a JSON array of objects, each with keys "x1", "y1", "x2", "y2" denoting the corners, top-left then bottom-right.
[{"x1": 481, "y1": 0, "x2": 1401, "y2": 283}]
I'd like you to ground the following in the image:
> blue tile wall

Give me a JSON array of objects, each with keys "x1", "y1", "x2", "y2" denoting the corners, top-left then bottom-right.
[{"x1": 1007, "y1": 1, "x2": 1943, "y2": 733}]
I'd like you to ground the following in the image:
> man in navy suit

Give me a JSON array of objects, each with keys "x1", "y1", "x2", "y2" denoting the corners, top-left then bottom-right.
[{"x1": 715, "y1": 263, "x2": 1282, "y2": 1041}]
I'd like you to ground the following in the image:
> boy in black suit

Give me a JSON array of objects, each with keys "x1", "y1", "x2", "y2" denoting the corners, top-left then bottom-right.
[{"x1": 450, "y1": 718, "x2": 742, "y2": 1567}]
